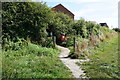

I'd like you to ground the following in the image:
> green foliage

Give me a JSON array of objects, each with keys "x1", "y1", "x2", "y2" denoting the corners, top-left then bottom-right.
[
  {"x1": 2, "y1": 38, "x2": 58, "y2": 57},
  {"x1": 52, "y1": 12, "x2": 74, "y2": 36},
  {"x1": 41, "y1": 37, "x2": 55, "y2": 48},
  {"x1": 73, "y1": 18, "x2": 86, "y2": 37},
  {"x1": 2, "y1": 2, "x2": 53, "y2": 45},
  {"x1": 2, "y1": 36, "x2": 25, "y2": 51},
  {"x1": 2, "y1": 2, "x2": 116, "y2": 47},
  {"x1": 69, "y1": 22, "x2": 116, "y2": 58},
  {"x1": 86, "y1": 21, "x2": 95, "y2": 36},
  {"x1": 2, "y1": 2, "x2": 76, "y2": 46},
  {"x1": 47, "y1": 12, "x2": 75, "y2": 45},
  {"x1": 66, "y1": 35, "x2": 75, "y2": 47},
  {"x1": 2, "y1": 1, "x2": 118, "y2": 79},
  {"x1": 73, "y1": 18, "x2": 100, "y2": 38},
  {"x1": 72, "y1": 18, "x2": 116, "y2": 40}
]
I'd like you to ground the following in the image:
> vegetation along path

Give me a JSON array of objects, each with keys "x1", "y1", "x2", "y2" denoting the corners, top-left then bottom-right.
[{"x1": 58, "y1": 45, "x2": 89, "y2": 78}]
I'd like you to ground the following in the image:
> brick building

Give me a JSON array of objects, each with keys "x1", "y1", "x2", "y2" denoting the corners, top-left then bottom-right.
[{"x1": 52, "y1": 4, "x2": 74, "y2": 19}]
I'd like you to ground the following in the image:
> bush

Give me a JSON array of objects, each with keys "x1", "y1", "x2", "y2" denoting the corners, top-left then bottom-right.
[
  {"x1": 3, "y1": 39, "x2": 58, "y2": 57},
  {"x1": 48, "y1": 12, "x2": 74, "y2": 45},
  {"x1": 73, "y1": 18, "x2": 87, "y2": 38},
  {"x1": 66, "y1": 35, "x2": 75, "y2": 47},
  {"x1": 2, "y1": 37, "x2": 25, "y2": 51},
  {"x1": 113, "y1": 28, "x2": 120, "y2": 32},
  {"x1": 2, "y1": 2, "x2": 53, "y2": 45}
]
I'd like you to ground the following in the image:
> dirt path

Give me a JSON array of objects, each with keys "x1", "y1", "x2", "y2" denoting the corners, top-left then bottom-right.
[{"x1": 58, "y1": 45, "x2": 89, "y2": 78}]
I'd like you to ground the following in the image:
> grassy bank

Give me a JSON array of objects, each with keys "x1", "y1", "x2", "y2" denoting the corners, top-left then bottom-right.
[
  {"x1": 2, "y1": 42, "x2": 73, "y2": 78},
  {"x1": 77, "y1": 34, "x2": 119, "y2": 78}
]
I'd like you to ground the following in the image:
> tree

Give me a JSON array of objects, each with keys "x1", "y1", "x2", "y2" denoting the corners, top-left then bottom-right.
[
  {"x1": 113, "y1": 28, "x2": 120, "y2": 32},
  {"x1": 73, "y1": 18, "x2": 87, "y2": 38},
  {"x1": 48, "y1": 12, "x2": 74, "y2": 44},
  {"x1": 2, "y1": 2, "x2": 53, "y2": 45}
]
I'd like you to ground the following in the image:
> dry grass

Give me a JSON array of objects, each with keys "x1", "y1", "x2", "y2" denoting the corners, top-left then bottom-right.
[
  {"x1": 81, "y1": 40, "x2": 88, "y2": 51},
  {"x1": 73, "y1": 38, "x2": 88, "y2": 58},
  {"x1": 75, "y1": 39, "x2": 88, "y2": 52},
  {"x1": 89, "y1": 33, "x2": 99, "y2": 46},
  {"x1": 99, "y1": 34, "x2": 105, "y2": 42},
  {"x1": 72, "y1": 32, "x2": 117, "y2": 59},
  {"x1": 105, "y1": 33, "x2": 113, "y2": 39}
]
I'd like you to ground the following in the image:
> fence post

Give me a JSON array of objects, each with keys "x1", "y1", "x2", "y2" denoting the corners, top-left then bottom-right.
[
  {"x1": 53, "y1": 36, "x2": 56, "y2": 47},
  {"x1": 74, "y1": 37, "x2": 76, "y2": 52}
]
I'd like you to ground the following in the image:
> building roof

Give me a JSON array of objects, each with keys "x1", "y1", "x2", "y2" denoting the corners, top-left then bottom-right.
[
  {"x1": 52, "y1": 4, "x2": 74, "y2": 19},
  {"x1": 52, "y1": 4, "x2": 74, "y2": 16},
  {"x1": 100, "y1": 23, "x2": 109, "y2": 28},
  {"x1": 89, "y1": 21, "x2": 97, "y2": 24}
]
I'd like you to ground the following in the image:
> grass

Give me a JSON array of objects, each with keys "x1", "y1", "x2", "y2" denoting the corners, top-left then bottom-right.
[
  {"x1": 77, "y1": 34, "x2": 119, "y2": 79},
  {"x1": 0, "y1": 53, "x2": 2, "y2": 80},
  {"x1": 2, "y1": 42, "x2": 73, "y2": 78}
]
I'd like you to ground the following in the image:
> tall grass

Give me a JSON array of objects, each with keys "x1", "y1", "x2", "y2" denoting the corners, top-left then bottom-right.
[
  {"x1": 2, "y1": 40, "x2": 73, "y2": 78},
  {"x1": 70, "y1": 28, "x2": 117, "y2": 59},
  {"x1": 77, "y1": 34, "x2": 119, "y2": 78}
]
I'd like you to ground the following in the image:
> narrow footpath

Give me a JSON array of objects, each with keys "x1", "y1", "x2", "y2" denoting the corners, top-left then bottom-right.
[{"x1": 58, "y1": 45, "x2": 89, "y2": 78}]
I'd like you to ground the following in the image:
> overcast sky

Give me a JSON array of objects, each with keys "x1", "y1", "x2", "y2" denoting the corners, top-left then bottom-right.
[{"x1": 32, "y1": 0, "x2": 119, "y2": 29}]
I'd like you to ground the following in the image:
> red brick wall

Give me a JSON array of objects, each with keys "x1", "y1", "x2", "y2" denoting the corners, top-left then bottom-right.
[{"x1": 52, "y1": 4, "x2": 74, "y2": 19}]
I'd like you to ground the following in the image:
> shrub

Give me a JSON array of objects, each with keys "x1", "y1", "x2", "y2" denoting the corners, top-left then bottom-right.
[
  {"x1": 48, "y1": 12, "x2": 74, "y2": 45},
  {"x1": 66, "y1": 35, "x2": 75, "y2": 47},
  {"x1": 112, "y1": 28, "x2": 120, "y2": 32},
  {"x1": 73, "y1": 18, "x2": 87, "y2": 38}
]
